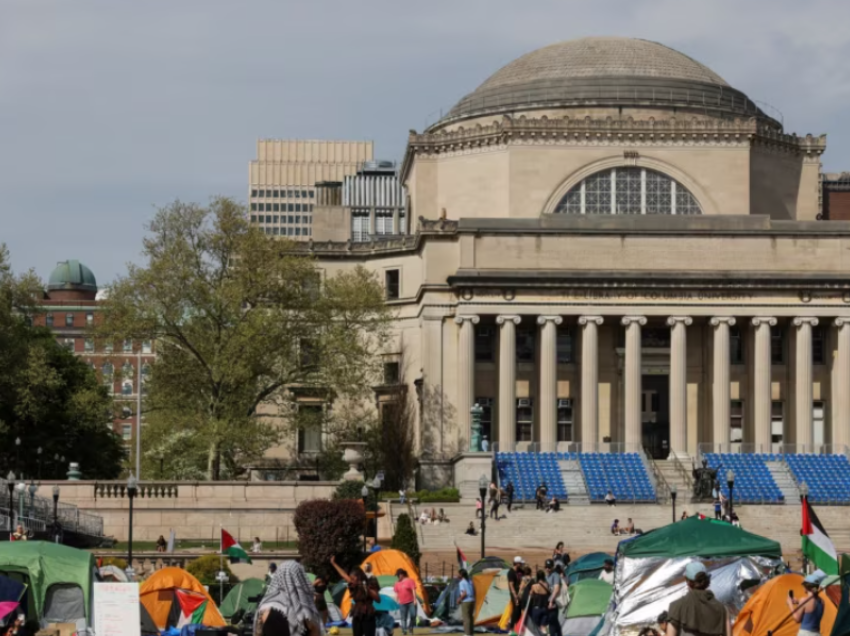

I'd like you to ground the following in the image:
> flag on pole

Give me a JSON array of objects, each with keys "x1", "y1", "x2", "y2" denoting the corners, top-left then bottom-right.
[
  {"x1": 456, "y1": 544, "x2": 468, "y2": 571},
  {"x1": 802, "y1": 497, "x2": 838, "y2": 574},
  {"x1": 174, "y1": 589, "x2": 207, "y2": 628},
  {"x1": 221, "y1": 528, "x2": 252, "y2": 564}
]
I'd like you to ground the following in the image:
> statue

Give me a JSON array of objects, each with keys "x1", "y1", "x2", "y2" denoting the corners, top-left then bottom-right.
[
  {"x1": 691, "y1": 459, "x2": 718, "y2": 500},
  {"x1": 470, "y1": 403, "x2": 483, "y2": 452}
]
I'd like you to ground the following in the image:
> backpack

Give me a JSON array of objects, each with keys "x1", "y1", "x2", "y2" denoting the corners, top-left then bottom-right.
[{"x1": 556, "y1": 577, "x2": 571, "y2": 609}]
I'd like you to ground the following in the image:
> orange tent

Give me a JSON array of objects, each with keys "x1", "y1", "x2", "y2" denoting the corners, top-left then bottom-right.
[
  {"x1": 340, "y1": 550, "x2": 429, "y2": 617},
  {"x1": 140, "y1": 567, "x2": 226, "y2": 629},
  {"x1": 734, "y1": 574, "x2": 837, "y2": 636}
]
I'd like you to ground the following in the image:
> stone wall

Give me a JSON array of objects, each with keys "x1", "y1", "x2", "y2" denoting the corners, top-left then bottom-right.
[{"x1": 37, "y1": 481, "x2": 337, "y2": 542}]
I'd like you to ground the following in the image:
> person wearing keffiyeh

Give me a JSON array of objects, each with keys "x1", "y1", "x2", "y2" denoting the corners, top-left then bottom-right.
[{"x1": 255, "y1": 561, "x2": 324, "y2": 636}]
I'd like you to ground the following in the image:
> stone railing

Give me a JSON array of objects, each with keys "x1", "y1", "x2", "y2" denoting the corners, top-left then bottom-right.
[{"x1": 94, "y1": 482, "x2": 180, "y2": 499}]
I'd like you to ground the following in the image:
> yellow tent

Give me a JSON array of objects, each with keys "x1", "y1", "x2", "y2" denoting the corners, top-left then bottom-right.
[
  {"x1": 340, "y1": 550, "x2": 430, "y2": 617},
  {"x1": 734, "y1": 574, "x2": 836, "y2": 636},
  {"x1": 140, "y1": 567, "x2": 226, "y2": 629}
]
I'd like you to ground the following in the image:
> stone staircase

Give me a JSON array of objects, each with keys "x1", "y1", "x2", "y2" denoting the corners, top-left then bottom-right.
[
  {"x1": 655, "y1": 456, "x2": 696, "y2": 502},
  {"x1": 560, "y1": 459, "x2": 590, "y2": 505},
  {"x1": 766, "y1": 461, "x2": 801, "y2": 505}
]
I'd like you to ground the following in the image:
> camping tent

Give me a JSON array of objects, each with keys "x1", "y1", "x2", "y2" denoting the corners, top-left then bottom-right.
[
  {"x1": 139, "y1": 567, "x2": 226, "y2": 629},
  {"x1": 609, "y1": 517, "x2": 783, "y2": 635},
  {"x1": 378, "y1": 586, "x2": 430, "y2": 626},
  {"x1": 340, "y1": 550, "x2": 429, "y2": 617},
  {"x1": 219, "y1": 578, "x2": 265, "y2": 621},
  {"x1": 305, "y1": 574, "x2": 344, "y2": 623},
  {"x1": 471, "y1": 557, "x2": 509, "y2": 575},
  {"x1": 98, "y1": 565, "x2": 129, "y2": 583},
  {"x1": 0, "y1": 541, "x2": 96, "y2": 624},
  {"x1": 561, "y1": 579, "x2": 613, "y2": 636},
  {"x1": 733, "y1": 574, "x2": 837, "y2": 636},
  {"x1": 472, "y1": 569, "x2": 512, "y2": 626},
  {"x1": 140, "y1": 602, "x2": 158, "y2": 636},
  {"x1": 565, "y1": 553, "x2": 613, "y2": 584}
]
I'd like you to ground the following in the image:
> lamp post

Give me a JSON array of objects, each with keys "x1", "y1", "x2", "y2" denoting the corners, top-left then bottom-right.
[
  {"x1": 670, "y1": 484, "x2": 678, "y2": 524},
  {"x1": 371, "y1": 476, "x2": 383, "y2": 548},
  {"x1": 726, "y1": 469, "x2": 735, "y2": 520},
  {"x1": 6, "y1": 472, "x2": 15, "y2": 537},
  {"x1": 52, "y1": 485, "x2": 60, "y2": 543},
  {"x1": 37, "y1": 447, "x2": 42, "y2": 480},
  {"x1": 361, "y1": 484, "x2": 369, "y2": 553},
  {"x1": 478, "y1": 474, "x2": 488, "y2": 558},
  {"x1": 126, "y1": 474, "x2": 138, "y2": 580}
]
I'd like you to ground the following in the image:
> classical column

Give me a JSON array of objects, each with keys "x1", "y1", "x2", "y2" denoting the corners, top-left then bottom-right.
[
  {"x1": 454, "y1": 315, "x2": 480, "y2": 450},
  {"x1": 497, "y1": 315, "x2": 521, "y2": 451},
  {"x1": 579, "y1": 316, "x2": 604, "y2": 449},
  {"x1": 621, "y1": 316, "x2": 646, "y2": 448},
  {"x1": 834, "y1": 319, "x2": 850, "y2": 451},
  {"x1": 752, "y1": 317, "x2": 777, "y2": 452},
  {"x1": 794, "y1": 318, "x2": 818, "y2": 450},
  {"x1": 667, "y1": 317, "x2": 692, "y2": 457},
  {"x1": 537, "y1": 316, "x2": 563, "y2": 452},
  {"x1": 710, "y1": 317, "x2": 736, "y2": 451}
]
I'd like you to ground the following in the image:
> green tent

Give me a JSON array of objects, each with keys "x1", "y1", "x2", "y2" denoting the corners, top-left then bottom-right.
[
  {"x1": 0, "y1": 541, "x2": 96, "y2": 621},
  {"x1": 565, "y1": 553, "x2": 612, "y2": 584},
  {"x1": 376, "y1": 575, "x2": 397, "y2": 589},
  {"x1": 219, "y1": 578, "x2": 265, "y2": 620},
  {"x1": 619, "y1": 517, "x2": 781, "y2": 559},
  {"x1": 566, "y1": 580, "x2": 613, "y2": 618}
]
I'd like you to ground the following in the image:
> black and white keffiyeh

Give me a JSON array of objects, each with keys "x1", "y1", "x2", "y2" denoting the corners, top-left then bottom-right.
[{"x1": 255, "y1": 561, "x2": 323, "y2": 636}]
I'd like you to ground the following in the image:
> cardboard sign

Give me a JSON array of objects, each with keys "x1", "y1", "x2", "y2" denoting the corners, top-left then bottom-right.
[{"x1": 93, "y1": 582, "x2": 141, "y2": 636}]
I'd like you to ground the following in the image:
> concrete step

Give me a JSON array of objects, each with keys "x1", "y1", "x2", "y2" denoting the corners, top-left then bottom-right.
[{"x1": 766, "y1": 461, "x2": 800, "y2": 505}]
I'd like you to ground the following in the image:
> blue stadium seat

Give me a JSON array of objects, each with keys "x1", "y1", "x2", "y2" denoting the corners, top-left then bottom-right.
[
  {"x1": 704, "y1": 453, "x2": 784, "y2": 503},
  {"x1": 578, "y1": 453, "x2": 657, "y2": 503},
  {"x1": 785, "y1": 454, "x2": 850, "y2": 504}
]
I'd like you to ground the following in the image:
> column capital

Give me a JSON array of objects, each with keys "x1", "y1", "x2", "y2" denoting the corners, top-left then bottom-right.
[
  {"x1": 792, "y1": 317, "x2": 819, "y2": 328},
  {"x1": 454, "y1": 315, "x2": 480, "y2": 325},
  {"x1": 536, "y1": 315, "x2": 563, "y2": 326},
  {"x1": 666, "y1": 316, "x2": 693, "y2": 327},
  {"x1": 751, "y1": 317, "x2": 777, "y2": 327},
  {"x1": 578, "y1": 315, "x2": 604, "y2": 326},
  {"x1": 836, "y1": 318, "x2": 850, "y2": 328},
  {"x1": 496, "y1": 315, "x2": 522, "y2": 326},
  {"x1": 710, "y1": 317, "x2": 737, "y2": 327},
  {"x1": 621, "y1": 316, "x2": 647, "y2": 327}
]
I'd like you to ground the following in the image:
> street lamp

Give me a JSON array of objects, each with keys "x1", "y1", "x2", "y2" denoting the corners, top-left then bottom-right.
[
  {"x1": 37, "y1": 447, "x2": 42, "y2": 480},
  {"x1": 6, "y1": 472, "x2": 14, "y2": 537},
  {"x1": 478, "y1": 474, "x2": 488, "y2": 558},
  {"x1": 670, "y1": 484, "x2": 678, "y2": 523},
  {"x1": 726, "y1": 469, "x2": 735, "y2": 520},
  {"x1": 800, "y1": 481, "x2": 809, "y2": 503},
  {"x1": 52, "y1": 485, "x2": 60, "y2": 543},
  {"x1": 361, "y1": 484, "x2": 369, "y2": 553},
  {"x1": 126, "y1": 474, "x2": 138, "y2": 579},
  {"x1": 371, "y1": 476, "x2": 383, "y2": 548}
]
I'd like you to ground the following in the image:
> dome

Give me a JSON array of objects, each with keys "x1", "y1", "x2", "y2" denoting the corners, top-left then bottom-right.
[
  {"x1": 48, "y1": 260, "x2": 97, "y2": 293},
  {"x1": 439, "y1": 37, "x2": 772, "y2": 127}
]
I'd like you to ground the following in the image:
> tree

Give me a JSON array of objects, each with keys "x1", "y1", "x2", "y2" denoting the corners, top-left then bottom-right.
[
  {"x1": 96, "y1": 199, "x2": 392, "y2": 479},
  {"x1": 390, "y1": 513, "x2": 420, "y2": 568},
  {"x1": 294, "y1": 498, "x2": 366, "y2": 581},
  {"x1": 0, "y1": 245, "x2": 125, "y2": 479}
]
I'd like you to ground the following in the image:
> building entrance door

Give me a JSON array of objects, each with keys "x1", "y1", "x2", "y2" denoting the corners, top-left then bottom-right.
[{"x1": 641, "y1": 375, "x2": 670, "y2": 459}]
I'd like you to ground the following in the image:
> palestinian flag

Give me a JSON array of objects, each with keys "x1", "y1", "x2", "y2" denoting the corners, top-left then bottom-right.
[
  {"x1": 456, "y1": 545, "x2": 468, "y2": 571},
  {"x1": 802, "y1": 497, "x2": 838, "y2": 575},
  {"x1": 173, "y1": 589, "x2": 207, "y2": 628},
  {"x1": 221, "y1": 528, "x2": 252, "y2": 564}
]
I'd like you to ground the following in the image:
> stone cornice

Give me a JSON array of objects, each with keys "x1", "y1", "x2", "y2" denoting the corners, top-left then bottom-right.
[{"x1": 401, "y1": 114, "x2": 826, "y2": 178}]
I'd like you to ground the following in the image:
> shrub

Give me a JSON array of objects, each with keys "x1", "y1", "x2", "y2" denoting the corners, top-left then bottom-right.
[
  {"x1": 333, "y1": 480, "x2": 377, "y2": 511},
  {"x1": 100, "y1": 556, "x2": 127, "y2": 570},
  {"x1": 381, "y1": 488, "x2": 460, "y2": 503},
  {"x1": 295, "y1": 498, "x2": 366, "y2": 581},
  {"x1": 390, "y1": 513, "x2": 420, "y2": 569},
  {"x1": 186, "y1": 554, "x2": 238, "y2": 587}
]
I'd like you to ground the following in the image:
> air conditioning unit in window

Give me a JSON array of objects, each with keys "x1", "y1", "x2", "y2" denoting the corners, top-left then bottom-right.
[
  {"x1": 557, "y1": 399, "x2": 572, "y2": 408},
  {"x1": 475, "y1": 397, "x2": 493, "y2": 407},
  {"x1": 517, "y1": 398, "x2": 532, "y2": 407}
]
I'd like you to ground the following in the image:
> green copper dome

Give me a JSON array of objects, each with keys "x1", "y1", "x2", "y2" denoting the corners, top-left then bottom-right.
[{"x1": 47, "y1": 260, "x2": 98, "y2": 293}]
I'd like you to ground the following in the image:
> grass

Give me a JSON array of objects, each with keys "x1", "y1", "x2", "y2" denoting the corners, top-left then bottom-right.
[{"x1": 98, "y1": 540, "x2": 299, "y2": 552}]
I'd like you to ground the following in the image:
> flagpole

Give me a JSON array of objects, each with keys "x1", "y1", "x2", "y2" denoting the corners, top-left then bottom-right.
[{"x1": 219, "y1": 523, "x2": 224, "y2": 604}]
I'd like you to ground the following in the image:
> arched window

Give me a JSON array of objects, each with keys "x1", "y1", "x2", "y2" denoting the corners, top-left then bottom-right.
[
  {"x1": 554, "y1": 167, "x2": 701, "y2": 216},
  {"x1": 101, "y1": 362, "x2": 114, "y2": 377},
  {"x1": 122, "y1": 362, "x2": 134, "y2": 378}
]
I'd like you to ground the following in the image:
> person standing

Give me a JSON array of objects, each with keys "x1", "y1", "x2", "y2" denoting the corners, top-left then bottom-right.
[
  {"x1": 394, "y1": 569, "x2": 417, "y2": 635},
  {"x1": 713, "y1": 498, "x2": 722, "y2": 520},
  {"x1": 490, "y1": 491, "x2": 501, "y2": 521},
  {"x1": 552, "y1": 542, "x2": 571, "y2": 568},
  {"x1": 313, "y1": 575, "x2": 329, "y2": 626},
  {"x1": 506, "y1": 481, "x2": 515, "y2": 513},
  {"x1": 666, "y1": 563, "x2": 731, "y2": 636},
  {"x1": 254, "y1": 561, "x2": 324, "y2": 636},
  {"x1": 507, "y1": 557, "x2": 524, "y2": 629},
  {"x1": 529, "y1": 571, "x2": 551, "y2": 630},
  {"x1": 788, "y1": 573, "x2": 825, "y2": 636},
  {"x1": 545, "y1": 560, "x2": 564, "y2": 636},
  {"x1": 331, "y1": 556, "x2": 380, "y2": 636},
  {"x1": 458, "y1": 569, "x2": 476, "y2": 636}
]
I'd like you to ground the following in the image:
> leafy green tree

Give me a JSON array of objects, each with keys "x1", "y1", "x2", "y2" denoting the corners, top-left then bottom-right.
[
  {"x1": 96, "y1": 198, "x2": 392, "y2": 479},
  {"x1": 390, "y1": 513, "x2": 420, "y2": 568}
]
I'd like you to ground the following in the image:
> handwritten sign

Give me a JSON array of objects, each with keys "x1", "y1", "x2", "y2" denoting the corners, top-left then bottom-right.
[{"x1": 93, "y1": 583, "x2": 141, "y2": 636}]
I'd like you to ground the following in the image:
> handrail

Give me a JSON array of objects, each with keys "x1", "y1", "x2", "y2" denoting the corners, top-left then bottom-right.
[
  {"x1": 671, "y1": 454, "x2": 695, "y2": 493},
  {"x1": 643, "y1": 453, "x2": 669, "y2": 504}
]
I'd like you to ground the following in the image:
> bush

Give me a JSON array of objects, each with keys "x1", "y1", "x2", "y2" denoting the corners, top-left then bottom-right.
[
  {"x1": 390, "y1": 513, "x2": 421, "y2": 569},
  {"x1": 186, "y1": 554, "x2": 238, "y2": 587},
  {"x1": 381, "y1": 488, "x2": 460, "y2": 503},
  {"x1": 100, "y1": 556, "x2": 127, "y2": 570},
  {"x1": 295, "y1": 498, "x2": 366, "y2": 581},
  {"x1": 333, "y1": 480, "x2": 378, "y2": 511}
]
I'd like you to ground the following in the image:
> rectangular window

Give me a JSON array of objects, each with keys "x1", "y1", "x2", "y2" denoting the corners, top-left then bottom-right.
[
  {"x1": 309, "y1": 190, "x2": 314, "y2": 198},
  {"x1": 65, "y1": 313, "x2": 74, "y2": 327},
  {"x1": 557, "y1": 399, "x2": 573, "y2": 442},
  {"x1": 122, "y1": 381, "x2": 133, "y2": 396},
  {"x1": 385, "y1": 269, "x2": 400, "y2": 300},
  {"x1": 730, "y1": 400, "x2": 744, "y2": 443},
  {"x1": 771, "y1": 401, "x2": 784, "y2": 444},
  {"x1": 297, "y1": 405, "x2": 323, "y2": 454},
  {"x1": 295, "y1": 215, "x2": 301, "y2": 224},
  {"x1": 251, "y1": 203, "x2": 257, "y2": 211},
  {"x1": 375, "y1": 212, "x2": 393, "y2": 236},
  {"x1": 84, "y1": 338, "x2": 94, "y2": 353},
  {"x1": 475, "y1": 327, "x2": 495, "y2": 362},
  {"x1": 251, "y1": 189, "x2": 258, "y2": 197},
  {"x1": 383, "y1": 361, "x2": 400, "y2": 385},
  {"x1": 288, "y1": 204, "x2": 294, "y2": 212},
  {"x1": 295, "y1": 190, "x2": 301, "y2": 198},
  {"x1": 771, "y1": 327, "x2": 784, "y2": 365},
  {"x1": 516, "y1": 400, "x2": 533, "y2": 442},
  {"x1": 352, "y1": 212, "x2": 369, "y2": 243},
  {"x1": 288, "y1": 215, "x2": 294, "y2": 223},
  {"x1": 556, "y1": 329, "x2": 573, "y2": 363},
  {"x1": 287, "y1": 190, "x2": 293, "y2": 198},
  {"x1": 274, "y1": 227, "x2": 280, "y2": 235},
  {"x1": 273, "y1": 215, "x2": 279, "y2": 223},
  {"x1": 250, "y1": 215, "x2": 257, "y2": 223},
  {"x1": 104, "y1": 340, "x2": 113, "y2": 353},
  {"x1": 273, "y1": 204, "x2": 279, "y2": 212},
  {"x1": 476, "y1": 398, "x2": 493, "y2": 441},
  {"x1": 123, "y1": 339, "x2": 132, "y2": 352},
  {"x1": 122, "y1": 425, "x2": 132, "y2": 441},
  {"x1": 813, "y1": 326, "x2": 826, "y2": 365},
  {"x1": 86, "y1": 312, "x2": 94, "y2": 325},
  {"x1": 258, "y1": 203, "x2": 265, "y2": 212},
  {"x1": 295, "y1": 227, "x2": 301, "y2": 236},
  {"x1": 46, "y1": 313, "x2": 54, "y2": 327},
  {"x1": 273, "y1": 189, "x2": 279, "y2": 198},
  {"x1": 63, "y1": 338, "x2": 75, "y2": 351},
  {"x1": 516, "y1": 326, "x2": 535, "y2": 363},
  {"x1": 300, "y1": 339, "x2": 318, "y2": 370},
  {"x1": 730, "y1": 327, "x2": 744, "y2": 365},
  {"x1": 287, "y1": 227, "x2": 293, "y2": 236},
  {"x1": 265, "y1": 215, "x2": 272, "y2": 223}
]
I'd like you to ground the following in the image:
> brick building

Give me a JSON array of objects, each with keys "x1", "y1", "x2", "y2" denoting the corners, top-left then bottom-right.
[{"x1": 32, "y1": 260, "x2": 155, "y2": 446}]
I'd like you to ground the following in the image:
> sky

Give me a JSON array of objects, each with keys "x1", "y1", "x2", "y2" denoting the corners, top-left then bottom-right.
[{"x1": 4, "y1": 0, "x2": 850, "y2": 284}]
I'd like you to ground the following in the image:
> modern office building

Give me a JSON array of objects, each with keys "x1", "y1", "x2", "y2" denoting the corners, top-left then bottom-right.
[{"x1": 248, "y1": 139, "x2": 373, "y2": 240}]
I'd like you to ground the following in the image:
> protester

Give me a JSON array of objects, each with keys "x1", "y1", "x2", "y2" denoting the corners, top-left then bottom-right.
[
  {"x1": 438, "y1": 508, "x2": 449, "y2": 523},
  {"x1": 787, "y1": 572, "x2": 825, "y2": 636},
  {"x1": 398, "y1": 489, "x2": 406, "y2": 505},
  {"x1": 605, "y1": 490, "x2": 617, "y2": 506},
  {"x1": 155, "y1": 535, "x2": 167, "y2": 553},
  {"x1": 419, "y1": 510, "x2": 430, "y2": 525},
  {"x1": 505, "y1": 481, "x2": 515, "y2": 513},
  {"x1": 363, "y1": 563, "x2": 375, "y2": 581},
  {"x1": 536, "y1": 483, "x2": 549, "y2": 510},
  {"x1": 11, "y1": 525, "x2": 26, "y2": 542},
  {"x1": 545, "y1": 560, "x2": 563, "y2": 636},
  {"x1": 429, "y1": 508, "x2": 438, "y2": 524},
  {"x1": 508, "y1": 557, "x2": 524, "y2": 629},
  {"x1": 394, "y1": 569, "x2": 417, "y2": 635},
  {"x1": 490, "y1": 490, "x2": 501, "y2": 521},
  {"x1": 465, "y1": 522, "x2": 477, "y2": 536},
  {"x1": 458, "y1": 569, "x2": 475, "y2": 636},
  {"x1": 624, "y1": 518, "x2": 635, "y2": 534},
  {"x1": 547, "y1": 496, "x2": 561, "y2": 513},
  {"x1": 599, "y1": 559, "x2": 615, "y2": 584},
  {"x1": 331, "y1": 555, "x2": 380, "y2": 636},
  {"x1": 313, "y1": 575, "x2": 329, "y2": 625},
  {"x1": 552, "y1": 541, "x2": 571, "y2": 567},
  {"x1": 529, "y1": 570, "x2": 551, "y2": 630},
  {"x1": 252, "y1": 537, "x2": 263, "y2": 553},
  {"x1": 266, "y1": 563, "x2": 277, "y2": 584},
  {"x1": 680, "y1": 511, "x2": 689, "y2": 520},
  {"x1": 666, "y1": 562, "x2": 730, "y2": 636},
  {"x1": 489, "y1": 481, "x2": 499, "y2": 509},
  {"x1": 611, "y1": 519, "x2": 621, "y2": 535},
  {"x1": 475, "y1": 498, "x2": 483, "y2": 519},
  {"x1": 731, "y1": 513, "x2": 741, "y2": 528},
  {"x1": 255, "y1": 560, "x2": 323, "y2": 636}
]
